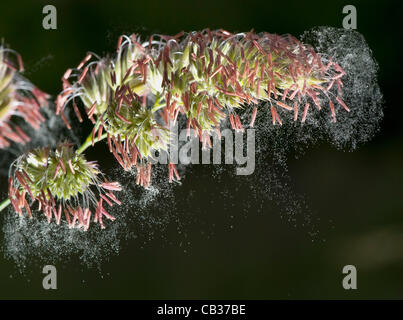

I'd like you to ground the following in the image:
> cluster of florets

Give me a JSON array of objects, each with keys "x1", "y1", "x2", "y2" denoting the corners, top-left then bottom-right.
[
  {"x1": 0, "y1": 29, "x2": 353, "y2": 230},
  {"x1": 0, "y1": 46, "x2": 49, "y2": 148},
  {"x1": 0, "y1": 44, "x2": 123, "y2": 230},
  {"x1": 1, "y1": 29, "x2": 352, "y2": 230},
  {"x1": 57, "y1": 29, "x2": 349, "y2": 188},
  {"x1": 8, "y1": 142, "x2": 121, "y2": 230}
]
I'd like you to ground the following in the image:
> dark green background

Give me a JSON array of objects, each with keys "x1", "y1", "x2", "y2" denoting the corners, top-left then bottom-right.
[{"x1": 0, "y1": 0, "x2": 402, "y2": 299}]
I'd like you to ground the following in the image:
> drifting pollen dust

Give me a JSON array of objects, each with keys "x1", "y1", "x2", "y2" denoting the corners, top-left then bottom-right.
[
  {"x1": 1, "y1": 27, "x2": 383, "y2": 272},
  {"x1": 301, "y1": 26, "x2": 383, "y2": 149},
  {"x1": 229, "y1": 27, "x2": 383, "y2": 237},
  {"x1": 175, "y1": 26, "x2": 383, "y2": 241}
]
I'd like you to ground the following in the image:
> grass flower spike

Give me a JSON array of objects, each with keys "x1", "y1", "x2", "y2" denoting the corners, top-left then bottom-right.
[
  {"x1": 57, "y1": 36, "x2": 172, "y2": 187},
  {"x1": 58, "y1": 29, "x2": 350, "y2": 187},
  {"x1": 0, "y1": 45, "x2": 49, "y2": 148},
  {"x1": 153, "y1": 30, "x2": 349, "y2": 131},
  {"x1": 8, "y1": 142, "x2": 121, "y2": 230}
]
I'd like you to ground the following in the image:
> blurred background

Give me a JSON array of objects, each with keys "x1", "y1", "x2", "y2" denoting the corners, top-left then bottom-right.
[{"x1": 0, "y1": 0, "x2": 402, "y2": 299}]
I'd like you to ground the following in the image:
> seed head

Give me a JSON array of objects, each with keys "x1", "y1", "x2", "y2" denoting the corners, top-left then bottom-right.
[
  {"x1": 0, "y1": 45, "x2": 49, "y2": 148},
  {"x1": 58, "y1": 29, "x2": 349, "y2": 187},
  {"x1": 8, "y1": 142, "x2": 121, "y2": 230},
  {"x1": 150, "y1": 30, "x2": 349, "y2": 131},
  {"x1": 102, "y1": 88, "x2": 170, "y2": 168}
]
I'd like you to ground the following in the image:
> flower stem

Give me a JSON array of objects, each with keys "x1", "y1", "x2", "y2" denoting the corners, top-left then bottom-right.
[
  {"x1": 0, "y1": 198, "x2": 10, "y2": 212},
  {"x1": 76, "y1": 133, "x2": 108, "y2": 155}
]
